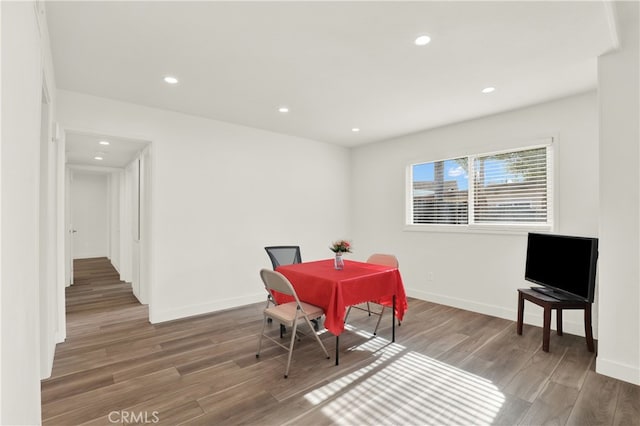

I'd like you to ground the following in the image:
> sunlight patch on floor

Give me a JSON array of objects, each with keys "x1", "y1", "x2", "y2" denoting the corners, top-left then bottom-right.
[
  {"x1": 305, "y1": 338, "x2": 404, "y2": 406},
  {"x1": 304, "y1": 338, "x2": 505, "y2": 425}
]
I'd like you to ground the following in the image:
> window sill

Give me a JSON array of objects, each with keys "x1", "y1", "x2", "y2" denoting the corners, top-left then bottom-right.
[{"x1": 403, "y1": 223, "x2": 553, "y2": 236}]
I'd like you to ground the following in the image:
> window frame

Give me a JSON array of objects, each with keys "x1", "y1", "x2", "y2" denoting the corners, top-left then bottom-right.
[{"x1": 405, "y1": 140, "x2": 554, "y2": 234}]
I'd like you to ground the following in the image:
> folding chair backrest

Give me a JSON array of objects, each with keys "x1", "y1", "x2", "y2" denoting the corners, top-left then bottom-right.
[
  {"x1": 260, "y1": 269, "x2": 300, "y2": 303},
  {"x1": 264, "y1": 246, "x2": 302, "y2": 269},
  {"x1": 366, "y1": 253, "x2": 399, "y2": 268}
]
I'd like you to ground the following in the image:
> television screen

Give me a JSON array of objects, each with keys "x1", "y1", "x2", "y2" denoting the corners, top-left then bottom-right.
[{"x1": 525, "y1": 233, "x2": 598, "y2": 302}]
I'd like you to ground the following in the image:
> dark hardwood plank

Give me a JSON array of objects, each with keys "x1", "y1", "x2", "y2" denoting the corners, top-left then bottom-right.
[
  {"x1": 613, "y1": 380, "x2": 640, "y2": 426},
  {"x1": 565, "y1": 370, "x2": 620, "y2": 425},
  {"x1": 518, "y1": 381, "x2": 580, "y2": 425},
  {"x1": 504, "y1": 347, "x2": 567, "y2": 402},
  {"x1": 549, "y1": 334, "x2": 596, "y2": 390},
  {"x1": 42, "y1": 368, "x2": 182, "y2": 425}
]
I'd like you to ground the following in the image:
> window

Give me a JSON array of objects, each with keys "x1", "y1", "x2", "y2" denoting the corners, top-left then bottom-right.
[
  {"x1": 408, "y1": 142, "x2": 552, "y2": 229},
  {"x1": 412, "y1": 157, "x2": 469, "y2": 224}
]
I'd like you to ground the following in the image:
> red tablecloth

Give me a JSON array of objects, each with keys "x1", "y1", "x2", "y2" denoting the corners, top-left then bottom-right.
[{"x1": 275, "y1": 259, "x2": 408, "y2": 336}]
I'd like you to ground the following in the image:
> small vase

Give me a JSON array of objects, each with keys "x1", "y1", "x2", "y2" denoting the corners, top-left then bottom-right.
[{"x1": 334, "y1": 252, "x2": 344, "y2": 270}]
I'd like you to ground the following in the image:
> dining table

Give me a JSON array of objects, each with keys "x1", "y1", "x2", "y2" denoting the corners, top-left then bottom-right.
[{"x1": 275, "y1": 259, "x2": 408, "y2": 364}]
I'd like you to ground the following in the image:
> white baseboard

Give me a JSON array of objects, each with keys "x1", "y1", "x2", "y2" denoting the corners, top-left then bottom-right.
[
  {"x1": 132, "y1": 287, "x2": 148, "y2": 305},
  {"x1": 149, "y1": 293, "x2": 264, "y2": 324},
  {"x1": 73, "y1": 253, "x2": 109, "y2": 259},
  {"x1": 596, "y1": 357, "x2": 640, "y2": 385},
  {"x1": 40, "y1": 339, "x2": 58, "y2": 380},
  {"x1": 407, "y1": 288, "x2": 593, "y2": 338}
]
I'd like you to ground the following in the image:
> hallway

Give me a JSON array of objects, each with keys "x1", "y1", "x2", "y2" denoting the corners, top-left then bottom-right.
[
  {"x1": 40, "y1": 257, "x2": 153, "y2": 424},
  {"x1": 66, "y1": 257, "x2": 146, "y2": 316},
  {"x1": 65, "y1": 258, "x2": 146, "y2": 337}
]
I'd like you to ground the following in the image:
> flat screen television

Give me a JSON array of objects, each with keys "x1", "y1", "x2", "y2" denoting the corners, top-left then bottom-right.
[{"x1": 525, "y1": 232, "x2": 598, "y2": 303}]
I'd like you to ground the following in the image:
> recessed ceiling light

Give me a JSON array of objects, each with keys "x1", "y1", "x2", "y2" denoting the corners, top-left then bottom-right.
[
  {"x1": 99, "y1": 140, "x2": 110, "y2": 145},
  {"x1": 164, "y1": 76, "x2": 179, "y2": 84},
  {"x1": 94, "y1": 156, "x2": 103, "y2": 161},
  {"x1": 414, "y1": 35, "x2": 431, "y2": 46},
  {"x1": 278, "y1": 106, "x2": 289, "y2": 113},
  {"x1": 352, "y1": 128, "x2": 361, "y2": 133},
  {"x1": 482, "y1": 87, "x2": 496, "y2": 94}
]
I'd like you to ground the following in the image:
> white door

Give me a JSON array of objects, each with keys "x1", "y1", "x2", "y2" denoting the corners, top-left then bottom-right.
[
  {"x1": 65, "y1": 169, "x2": 74, "y2": 285},
  {"x1": 70, "y1": 172, "x2": 109, "y2": 260}
]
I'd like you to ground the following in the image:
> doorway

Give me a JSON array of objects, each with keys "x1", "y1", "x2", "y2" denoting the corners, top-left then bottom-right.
[{"x1": 62, "y1": 131, "x2": 151, "y2": 308}]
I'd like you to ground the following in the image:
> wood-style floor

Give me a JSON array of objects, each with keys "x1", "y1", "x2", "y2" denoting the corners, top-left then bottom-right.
[{"x1": 42, "y1": 257, "x2": 639, "y2": 425}]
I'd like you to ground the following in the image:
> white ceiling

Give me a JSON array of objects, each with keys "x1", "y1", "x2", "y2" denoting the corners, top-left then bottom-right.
[
  {"x1": 65, "y1": 131, "x2": 149, "y2": 168},
  {"x1": 47, "y1": 1, "x2": 616, "y2": 149}
]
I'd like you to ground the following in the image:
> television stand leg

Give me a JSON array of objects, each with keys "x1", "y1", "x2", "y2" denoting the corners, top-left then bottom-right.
[
  {"x1": 517, "y1": 292, "x2": 525, "y2": 335},
  {"x1": 585, "y1": 306, "x2": 595, "y2": 352},
  {"x1": 543, "y1": 307, "x2": 551, "y2": 352},
  {"x1": 556, "y1": 309, "x2": 563, "y2": 336}
]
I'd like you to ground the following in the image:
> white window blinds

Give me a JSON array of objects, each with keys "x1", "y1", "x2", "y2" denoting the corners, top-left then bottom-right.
[{"x1": 472, "y1": 147, "x2": 550, "y2": 224}]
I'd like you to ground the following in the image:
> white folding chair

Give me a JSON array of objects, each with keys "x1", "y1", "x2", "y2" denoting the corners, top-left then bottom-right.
[
  {"x1": 256, "y1": 269, "x2": 330, "y2": 378},
  {"x1": 344, "y1": 253, "x2": 401, "y2": 335}
]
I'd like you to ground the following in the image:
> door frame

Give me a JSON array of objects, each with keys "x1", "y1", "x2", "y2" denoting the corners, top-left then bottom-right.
[{"x1": 57, "y1": 128, "x2": 152, "y2": 330}]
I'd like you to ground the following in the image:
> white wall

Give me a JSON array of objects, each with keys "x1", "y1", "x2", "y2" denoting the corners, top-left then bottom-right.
[
  {"x1": 137, "y1": 148, "x2": 152, "y2": 305},
  {"x1": 56, "y1": 90, "x2": 351, "y2": 323},
  {"x1": 1, "y1": 3, "x2": 4, "y2": 422},
  {"x1": 108, "y1": 171, "x2": 121, "y2": 271},
  {"x1": 119, "y1": 166, "x2": 133, "y2": 284},
  {"x1": 596, "y1": 1, "x2": 639, "y2": 385},
  {"x1": 351, "y1": 92, "x2": 600, "y2": 337},
  {"x1": 65, "y1": 167, "x2": 73, "y2": 285},
  {"x1": 38, "y1": 85, "x2": 59, "y2": 379},
  {"x1": 56, "y1": 132, "x2": 67, "y2": 341},
  {"x1": 71, "y1": 172, "x2": 109, "y2": 259},
  {"x1": 126, "y1": 157, "x2": 142, "y2": 302},
  {"x1": 1, "y1": 1, "x2": 46, "y2": 423},
  {"x1": 0, "y1": 0, "x2": 3, "y2": 418}
]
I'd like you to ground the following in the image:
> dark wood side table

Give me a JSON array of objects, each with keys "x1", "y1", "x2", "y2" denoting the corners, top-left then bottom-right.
[{"x1": 517, "y1": 288, "x2": 595, "y2": 353}]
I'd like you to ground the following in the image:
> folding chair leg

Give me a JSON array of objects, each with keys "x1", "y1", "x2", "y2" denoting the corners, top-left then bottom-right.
[
  {"x1": 256, "y1": 315, "x2": 268, "y2": 357},
  {"x1": 344, "y1": 306, "x2": 352, "y2": 323},
  {"x1": 372, "y1": 307, "x2": 402, "y2": 335},
  {"x1": 265, "y1": 298, "x2": 273, "y2": 324},
  {"x1": 345, "y1": 303, "x2": 374, "y2": 324},
  {"x1": 284, "y1": 319, "x2": 300, "y2": 378},
  {"x1": 373, "y1": 306, "x2": 385, "y2": 335},
  {"x1": 303, "y1": 317, "x2": 330, "y2": 359}
]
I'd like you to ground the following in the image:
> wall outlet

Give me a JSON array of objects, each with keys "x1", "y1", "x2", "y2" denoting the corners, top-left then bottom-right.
[{"x1": 427, "y1": 272, "x2": 434, "y2": 282}]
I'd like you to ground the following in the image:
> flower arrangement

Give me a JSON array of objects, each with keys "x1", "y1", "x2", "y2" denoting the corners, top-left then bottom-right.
[{"x1": 330, "y1": 240, "x2": 352, "y2": 253}]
